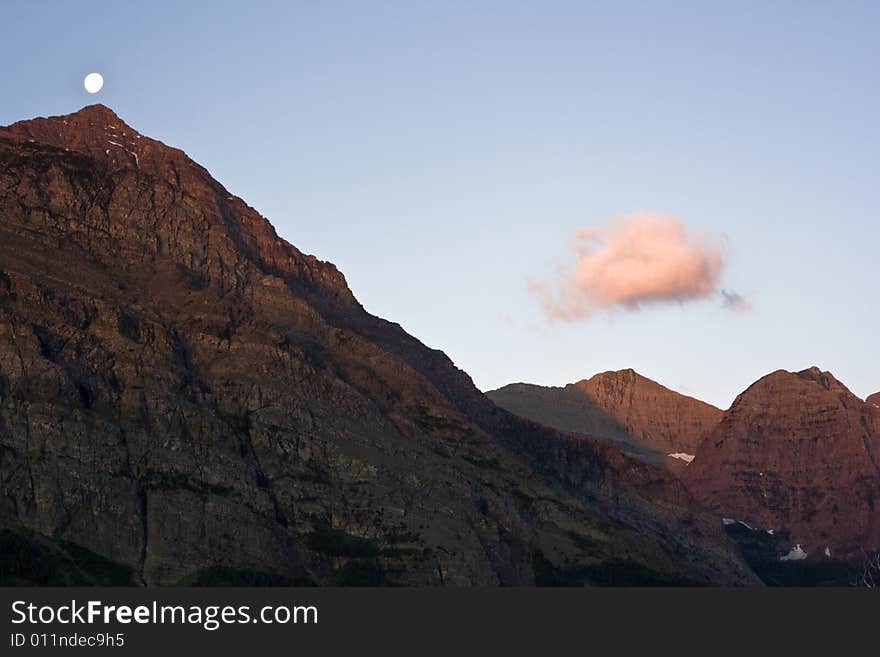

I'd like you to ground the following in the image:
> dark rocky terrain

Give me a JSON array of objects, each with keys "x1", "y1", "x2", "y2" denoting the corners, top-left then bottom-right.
[
  {"x1": 0, "y1": 105, "x2": 757, "y2": 586},
  {"x1": 488, "y1": 370, "x2": 722, "y2": 471},
  {"x1": 683, "y1": 368, "x2": 880, "y2": 560}
]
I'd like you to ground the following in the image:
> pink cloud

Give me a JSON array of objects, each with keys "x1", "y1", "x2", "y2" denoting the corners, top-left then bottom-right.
[{"x1": 529, "y1": 213, "x2": 744, "y2": 320}]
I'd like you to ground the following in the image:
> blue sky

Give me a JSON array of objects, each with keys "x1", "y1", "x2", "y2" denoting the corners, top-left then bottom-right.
[{"x1": 2, "y1": 1, "x2": 877, "y2": 407}]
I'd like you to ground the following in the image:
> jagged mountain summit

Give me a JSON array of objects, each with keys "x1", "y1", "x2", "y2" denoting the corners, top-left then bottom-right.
[
  {"x1": 682, "y1": 367, "x2": 880, "y2": 559},
  {"x1": 487, "y1": 369, "x2": 722, "y2": 470},
  {"x1": 0, "y1": 106, "x2": 757, "y2": 586}
]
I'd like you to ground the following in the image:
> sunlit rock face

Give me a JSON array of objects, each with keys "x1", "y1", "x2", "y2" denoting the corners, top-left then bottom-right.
[
  {"x1": 0, "y1": 106, "x2": 759, "y2": 586},
  {"x1": 488, "y1": 370, "x2": 722, "y2": 471},
  {"x1": 683, "y1": 367, "x2": 880, "y2": 559}
]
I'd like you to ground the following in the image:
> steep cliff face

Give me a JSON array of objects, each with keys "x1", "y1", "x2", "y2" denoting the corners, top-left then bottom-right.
[
  {"x1": 0, "y1": 106, "x2": 757, "y2": 586},
  {"x1": 487, "y1": 370, "x2": 722, "y2": 469},
  {"x1": 682, "y1": 368, "x2": 880, "y2": 558}
]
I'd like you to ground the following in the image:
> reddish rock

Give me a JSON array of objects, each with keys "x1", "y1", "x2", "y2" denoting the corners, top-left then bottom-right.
[
  {"x1": 867, "y1": 392, "x2": 880, "y2": 409},
  {"x1": 574, "y1": 370, "x2": 722, "y2": 454},
  {"x1": 683, "y1": 367, "x2": 880, "y2": 558},
  {"x1": 488, "y1": 370, "x2": 721, "y2": 468},
  {"x1": 0, "y1": 106, "x2": 758, "y2": 585}
]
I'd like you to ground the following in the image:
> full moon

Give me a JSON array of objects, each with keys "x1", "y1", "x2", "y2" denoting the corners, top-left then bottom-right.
[{"x1": 83, "y1": 72, "x2": 104, "y2": 94}]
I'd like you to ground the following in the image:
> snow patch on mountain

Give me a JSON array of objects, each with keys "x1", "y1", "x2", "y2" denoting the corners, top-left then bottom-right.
[{"x1": 780, "y1": 544, "x2": 807, "y2": 561}]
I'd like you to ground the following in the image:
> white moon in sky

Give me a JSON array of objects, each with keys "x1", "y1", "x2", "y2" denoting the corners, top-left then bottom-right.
[{"x1": 83, "y1": 73, "x2": 104, "y2": 94}]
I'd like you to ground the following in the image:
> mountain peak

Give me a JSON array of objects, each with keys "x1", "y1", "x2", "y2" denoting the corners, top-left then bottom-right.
[
  {"x1": 3, "y1": 104, "x2": 137, "y2": 140},
  {"x1": 0, "y1": 104, "x2": 174, "y2": 180},
  {"x1": 588, "y1": 368, "x2": 640, "y2": 382},
  {"x1": 744, "y1": 366, "x2": 855, "y2": 399},
  {"x1": 70, "y1": 103, "x2": 123, "y2": 120},
  {"x1": 580, "y1": 369, "x2": 715, "y2": 408},
  {"x1": 683, "y1": 367, "x2": 880, "y2": 557},
  {"x1": 794, "y1": 366, "x2": 849, "y2": 393},
  {"x1": 0, "y1": 104, "x2": 356, "y2": 310},
  {"x1": 743, "y1": 367, "x2": 850, "y2": 394},
  {"x1": 488, "y1": 368, "x2": 721, "y2": 460}
]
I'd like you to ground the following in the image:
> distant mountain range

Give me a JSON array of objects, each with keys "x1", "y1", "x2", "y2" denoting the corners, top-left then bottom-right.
[{"x1": 489, "y1": 367, "x2": 880, "y2": 567}]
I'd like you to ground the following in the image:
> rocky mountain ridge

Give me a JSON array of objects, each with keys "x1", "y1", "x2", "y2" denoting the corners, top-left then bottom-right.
[
  {"x1": 0, "y1": 105, "x2": 756, "y2": 586},
  {"x1": 490, "y1": 365, "x2": 880, "y2": 567},
  {"x1": 487, "y1": 370, "x2": 722, "y2": 470}
]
